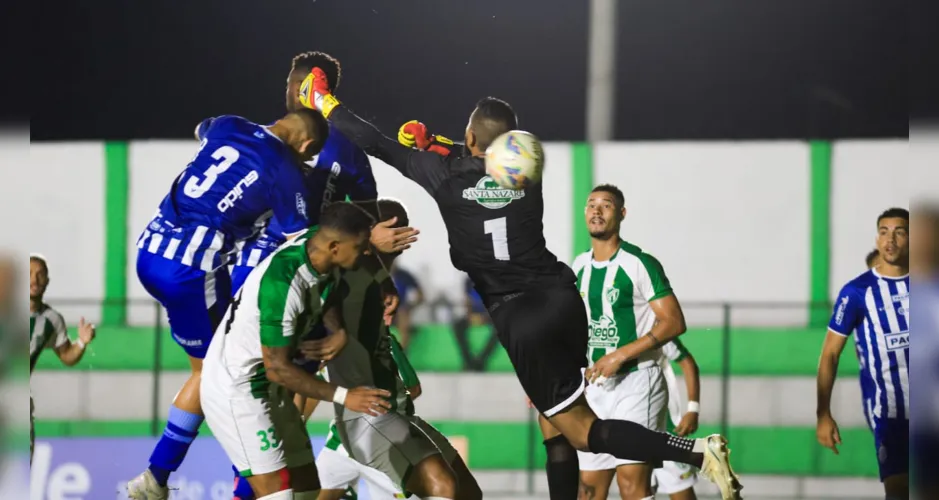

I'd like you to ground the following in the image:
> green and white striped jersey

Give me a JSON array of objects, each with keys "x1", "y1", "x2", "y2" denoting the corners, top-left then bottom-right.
[
  {"x1": 327, "y1": 267, "x2": 416, "y2": 416},
  {"x1": 323, "y1": 331, "x2": 420, "y2": 454},
  {"x1": 29, "y1": 304, "x2": 68, "y2": 372},
  {"x1": 209, "y1": 227, "x2": 338, "y2": 398},
  {"x1": 571, "y1": 241, "x2": 673, "y2": 374}
]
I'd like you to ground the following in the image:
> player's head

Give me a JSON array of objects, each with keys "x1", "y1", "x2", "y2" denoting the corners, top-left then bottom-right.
[
  {"x1": 865, "y1": 248, "x2": 881, "y2": 269},
  {"x1": 465, "y1": 97, "x2": 518, "y2": 156},
  {"x1": 277, "y1": 108, "x2": 330, "y2": 161},
  {"x1": 375, "y1": 198, "x2": 410, "y2": 261},
  {"x1": 287, "y1": 51, "x2": 341, "y2": 112},
  {"x1": 315, "y1": 202, "x2": 374, "y2": 271},
  {"x1": 875, "y1": 207, "x2": 909, "y2": 266},
  {"x1": 585, "y1": 184, "x2": 626, "y2": 239},
  {"x1": 30, "y1": 253, "x2": 50, "y2": 300}
]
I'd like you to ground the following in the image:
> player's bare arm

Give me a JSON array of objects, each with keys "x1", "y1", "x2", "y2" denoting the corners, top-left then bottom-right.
[
  {"x1": 816, "y1": 329, "x2": 848, "y2": 454},
  {"x1": 674, "y1": 353, "x2": 701, "y2": 437},
  {"x1": 52, "y1": 316, "x2": 95, "y2": 366},
  {"x1": 262, "y1": 345, "x2": 391, "y2": 416},
  {"x1": 586, "y1": 294, "x2": 687, "y2": 382}
]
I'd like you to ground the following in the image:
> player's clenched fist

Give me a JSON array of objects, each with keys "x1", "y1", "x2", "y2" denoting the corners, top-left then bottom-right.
[
  {"x1": 397, "y1": 120, "x2": 455, "y2": 156},
  {"x1": 299, "y1": 67, "x2": 341, "y2": 118},
  {"x1": 344, "y1": 387, "x2": 392, "y2": 416}
]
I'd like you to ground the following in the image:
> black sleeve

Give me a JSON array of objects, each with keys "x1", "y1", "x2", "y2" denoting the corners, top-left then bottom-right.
[{"x1": 329, "y1": 106, "x2": 452, "y2": 195}]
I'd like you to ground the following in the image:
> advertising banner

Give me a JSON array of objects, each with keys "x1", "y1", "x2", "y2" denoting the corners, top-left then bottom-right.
[{"x1": 31, "y1": 436, "x2": 382, "y2": 500}]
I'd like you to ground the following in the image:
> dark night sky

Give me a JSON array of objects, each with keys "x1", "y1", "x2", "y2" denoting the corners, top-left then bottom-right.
[{"x1": 31, "y1": 0, "x2": 913, "y2": 141}]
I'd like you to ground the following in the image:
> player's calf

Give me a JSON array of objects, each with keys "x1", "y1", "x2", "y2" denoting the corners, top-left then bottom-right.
[
  {"x1": 614, "y1": 464, "x2": 654, "y2": 500},
  {"x1": 578, "y1": 470, "x2": 615, "y2": 500}
]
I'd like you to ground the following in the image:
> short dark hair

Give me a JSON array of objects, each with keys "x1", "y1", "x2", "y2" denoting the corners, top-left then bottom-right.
[
  {"x1": 29, "y1": 253, "x2": 48, "y2": 273},
  {"x1": 376, "y1": 198, "x2": 409, "y2": 228},
  {"x1": 865, "y1": 248, "x2": 880, "y2": 268},
  {"x1": 471, "y1": 97, "x2": 518, "y2": 152},
  {"x1": 591, "y1": 184, "x2": 625, "y2": 210},
  {"x1": 289, "y1": 108, "x2": 330, "y2": 156},
  {"x1": 292, "y1": 51, "x2": 341, "y2": 90},
  {"x1": 877, "y1": 207, "x2": 909, "y2": 226},
  {"x1": 320, "y1": 201, "x2": 374, "y2": 238}
]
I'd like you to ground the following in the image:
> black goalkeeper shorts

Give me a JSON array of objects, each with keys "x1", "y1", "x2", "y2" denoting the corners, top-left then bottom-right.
[{"x1": 487, "y1": 284, "x2": 588, "y2": 417}]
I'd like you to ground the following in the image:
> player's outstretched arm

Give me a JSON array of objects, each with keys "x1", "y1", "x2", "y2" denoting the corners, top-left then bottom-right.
[
  {"x1": 674, "y1": 352, "x2": 701, "y2": 436},
  {"x1": 53, "y1": 316, "x2": 94, "y2": 367},
  {"x1": 300, "y1": 68, "x2": 451, "y2": 195}
]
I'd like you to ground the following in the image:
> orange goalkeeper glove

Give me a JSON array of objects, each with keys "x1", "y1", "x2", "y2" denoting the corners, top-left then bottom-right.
[{"x1": 298, "y1": 67, "x2": 341, "y2": 118}]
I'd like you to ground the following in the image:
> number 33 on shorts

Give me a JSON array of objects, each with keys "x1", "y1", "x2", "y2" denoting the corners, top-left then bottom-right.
[{"x1": 257, "y1": 427, "x2": 282, "y2": 451}]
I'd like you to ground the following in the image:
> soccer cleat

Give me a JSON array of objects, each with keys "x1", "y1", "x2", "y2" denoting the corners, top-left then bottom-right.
[
  {"x1": 698, "y1": 434, "x2": 743, "y2": 500},
  {"x1": 125, "y1": 469, "x2": 169, "y2": 500}
]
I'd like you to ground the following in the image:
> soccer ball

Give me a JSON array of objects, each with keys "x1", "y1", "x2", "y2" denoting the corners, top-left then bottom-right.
[{"x1": 484, "y1": 130, "x2": 544, "y2": 190}]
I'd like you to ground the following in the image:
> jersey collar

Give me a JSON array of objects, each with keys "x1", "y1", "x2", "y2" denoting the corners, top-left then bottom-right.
[{"x1": 871, "y1": 268, "x2": 909, "y2": 280}]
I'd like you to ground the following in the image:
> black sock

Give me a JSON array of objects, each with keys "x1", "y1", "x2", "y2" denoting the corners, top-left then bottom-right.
[
  {"x1": 543, "y1": 435, "x2": 580, "y2": 500},
  {"x1": 587, "y1": 418, "x2": 704, "y2": 468}
]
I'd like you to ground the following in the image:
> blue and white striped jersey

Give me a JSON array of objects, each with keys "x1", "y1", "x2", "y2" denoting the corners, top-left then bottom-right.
[
  {"x1": 137, "y1": 116, "x2": 310, "y2": 271},
  {"x1": 829, "y1": 269, "x2": 910, "y2": 421},
  {"x1": 234, "y1": 123, "x2": 376, "y2": 269}
]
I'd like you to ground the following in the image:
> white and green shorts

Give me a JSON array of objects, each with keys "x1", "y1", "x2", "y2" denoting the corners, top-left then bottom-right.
[
  {"x1": 577, "y1": 364, "x2": 668, "y2": 471},
  {"x1": 652, "y1": 460, "x2": 698, "y2": 494},
  {"x1": 335, "y1": 410, "x2": 444, "y2": 491},
  {"x1": 201, "y1": 367, "x2": 313, "y2": 476}
]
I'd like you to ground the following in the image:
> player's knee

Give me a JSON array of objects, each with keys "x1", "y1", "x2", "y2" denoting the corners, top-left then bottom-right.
[
  {"x1": 578, "y1": 475, "x2": 610, "y2": 500},
  {"x1": 248, "y1": 468, "x2": 291, "y2": 497},
  {"x1": 409, "y1": 454, "x2": 457, "y2": 498},
  {"x1": 615, "y1": 466, "x2": 652, "y2": 498}
]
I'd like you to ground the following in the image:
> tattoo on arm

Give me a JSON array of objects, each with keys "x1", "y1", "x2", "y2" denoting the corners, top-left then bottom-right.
[{"x1": 263, "y1": 345, "x2": 337, "y2": 401}]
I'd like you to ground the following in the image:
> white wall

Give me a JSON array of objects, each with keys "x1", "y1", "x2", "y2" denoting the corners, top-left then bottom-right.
[
  {"x1": 21, "y1": 143, "x2": 105, "y2": 323},
  {"x1": 593, "y1": 142, "x2": 811, "y2": 325},
  {"x1": 830, "y1": 140, "x2": 908, "y2": 297}
]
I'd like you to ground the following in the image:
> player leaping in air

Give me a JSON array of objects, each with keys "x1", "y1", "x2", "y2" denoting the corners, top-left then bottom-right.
[
  {"x1": 299, "y1": 68, "x2": 743, "y2": 500},
  {"x1": 127, "y1": 109, "x2": 414, "y2": 499},
  {"x1": 816, "y1": 207, "x2": 910, "y2": 500}
]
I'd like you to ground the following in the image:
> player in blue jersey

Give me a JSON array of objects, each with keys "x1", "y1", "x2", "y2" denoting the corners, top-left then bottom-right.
[
  {"x1": 816, "y1": 207, "x2": 910, "y2": 500},
  {"x1": 127, "y1": 109, "x2": 335, "y2": 499},
  {"x1": 230, "y1": 52, "x2": 380, "y2": 294}
]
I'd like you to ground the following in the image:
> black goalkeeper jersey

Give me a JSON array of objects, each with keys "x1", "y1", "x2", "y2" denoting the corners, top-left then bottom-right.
[{"x1": 329, "y1": 105, "x2": 576, "y2": 299}]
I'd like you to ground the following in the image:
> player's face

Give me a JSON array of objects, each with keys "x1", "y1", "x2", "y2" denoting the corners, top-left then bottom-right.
[
  {"x1": 330, "y1": 232, "x2": 370, "y2": 270},
  {"x1": 585, "y1": 192, "x2": 623, "y2": 238},
  {"x1": 285, "y1": 69, "x2": 306, "y2": 112},
  {"x1": 30, "y1": 259, "x2": 49, "y2": 299},
  {"x1": 876, "y1": 217, "x2": 909, "y2": 266}
]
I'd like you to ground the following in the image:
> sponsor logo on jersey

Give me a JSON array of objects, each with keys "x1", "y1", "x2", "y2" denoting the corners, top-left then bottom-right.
[
  {"x1": 605, "y1": 287, "x2": 619, "y2": 305},
  {"x1": 834, "y1": 295, "x2": 849, "y2": 325},
  {"x1": 462, "y1": 176, "x2": 525, "y2": 209},
  {"x1": 217, "y1": 170, "x2": 260, "y2": 213},
  {"x1": 588, "y1": 315, "x2": 618, "y2": 348},
  {"x1": 884, "y1": 331, "x2": 909, "y2": 351},
  {"x1": 296, "y1": 192, "x2": 308, "y2": 217},
  {"x1": 320, "y1": 162, "x2": 342, "y2": 212}
]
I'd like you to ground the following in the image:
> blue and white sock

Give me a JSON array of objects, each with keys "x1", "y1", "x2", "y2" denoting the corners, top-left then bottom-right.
[{"x1": 147, "y1": 406, "x2": 203, "y2": 486}]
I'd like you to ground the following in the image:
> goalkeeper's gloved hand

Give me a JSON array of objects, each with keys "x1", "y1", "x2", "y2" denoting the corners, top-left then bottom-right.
[
  {"x1": 397, "y1": 120, "x2": 455, "y2": 157},
  {"x1": 298, "y1": 67, "x2": 341, "y2": 118}
]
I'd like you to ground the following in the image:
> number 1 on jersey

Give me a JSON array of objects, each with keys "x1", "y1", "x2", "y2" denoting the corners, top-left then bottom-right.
[{"x1": 484, "y1": 217, "x2": 510, "y2": 261}]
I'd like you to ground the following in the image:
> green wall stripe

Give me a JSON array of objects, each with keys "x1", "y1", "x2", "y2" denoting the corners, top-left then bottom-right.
[
  {"x1": 809, "y1": 141, "x2": 832, "y2": 326},
  {"x1": 34, "y1": 419, "x2": 878, "y2": 477},
  {"x1": 103, "y1": 142, "x2": 129, "y2": 325},
  {"x1": 33, "y1": 324, "x2": 858, "y2": 375},
  {"x1": 571, "y1": 143, "x2": 594, "y2": 257}
]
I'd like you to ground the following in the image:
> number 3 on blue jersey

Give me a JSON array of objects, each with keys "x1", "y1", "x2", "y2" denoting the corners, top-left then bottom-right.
[{"x1": 185, "y1": 144, "x2": 241, "y2": 198}]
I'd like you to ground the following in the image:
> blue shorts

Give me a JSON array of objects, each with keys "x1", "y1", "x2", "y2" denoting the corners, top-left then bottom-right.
[
  {"x1": 137, "y1": 251, "x2": 231, "y2": 359},
  {"x1": 870, "y1": 417, "x2": 909, "y2": 480}
]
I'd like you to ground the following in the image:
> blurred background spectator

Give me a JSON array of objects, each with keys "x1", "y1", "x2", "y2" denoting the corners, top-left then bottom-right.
[{"x1": 391, "y1": 261, "x2": 424, "y2": 350}]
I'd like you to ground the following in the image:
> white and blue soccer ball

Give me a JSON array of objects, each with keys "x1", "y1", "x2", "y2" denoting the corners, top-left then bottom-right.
[{"x1": 484, "y1": 130, "x2": 545, "y2": 190}]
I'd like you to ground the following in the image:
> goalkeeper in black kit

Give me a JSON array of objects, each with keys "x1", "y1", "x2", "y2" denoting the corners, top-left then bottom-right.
[{"x1": 299, "y1": 68, "x2": 744, "y2": 500}]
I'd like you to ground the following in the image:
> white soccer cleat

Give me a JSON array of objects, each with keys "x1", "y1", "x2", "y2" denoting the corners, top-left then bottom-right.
[
  {"x1": 125, "y1": 469, "x2": 169, "y2": 500},
  {"x1": 698, "y1": 434, "x2": 743, "y2": 500}
]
